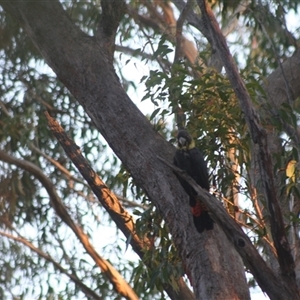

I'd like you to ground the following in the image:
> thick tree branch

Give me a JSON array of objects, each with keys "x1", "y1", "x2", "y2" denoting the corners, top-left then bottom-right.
[
  {"x1": 196, "y1": 0, "x2": 297, "y2": 289},
  {"x1": 172, "y1": 0, "x2": 206, "y2": 36},
  {"x1": 0, "y1": 150, "x2": 139, "y2": 300},
  {"x1": 96, "y1": 0, "x2": 125, "y2": 58},
  {"x1": 158, "y1": 156, "x2": 299, "y2": 300},
  {"x1": 0, "y1": 1, "x2": 249, "y2": 298},
  {"x1": 174, "y1": 0, "x2": 193, "y2": 62},
  {"x1": 44, "y1": 112, "x2": 195, "y2": 300},
  {"x1": 0, "y1": 230, "x2": 102, "y2": 300},
  {"x1": 29, "y1": 143, "x2": 86, "y2": 186}
]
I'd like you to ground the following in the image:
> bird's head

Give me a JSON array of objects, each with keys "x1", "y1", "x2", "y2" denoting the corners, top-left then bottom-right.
[{"x1": 177, "y1": 129, "x2": 195, "y2": 150}]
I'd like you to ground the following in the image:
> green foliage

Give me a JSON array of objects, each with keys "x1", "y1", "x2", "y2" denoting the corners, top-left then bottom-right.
[
  {"x1": 133, "y1": 203, "x2": 183, "y2": 298},
  {"x1": 0, "y1": 0, "x2": 300, "y2": 298}
]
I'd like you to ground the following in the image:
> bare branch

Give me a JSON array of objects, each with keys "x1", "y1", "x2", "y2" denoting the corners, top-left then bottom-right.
[
  {"x1": 221, "y1": 0, "x2": 250, "y2": 37},
  {"x1": 30, "y1": 143, "x2": 144, "y2": 210},
  {"x1": 129, "y1": 1, "x2": 199, "y2": 66},
  {"x1": 29, "y1": 143, "x2": 86, "y2": 186},
  {"x1": 126, "y1": 5, "x2": 161, "y2": 31},
  {"x1": 174, "y1": 0, "x2": 193, "y2": 62},
  {"x1": 172, "y1": 0, "x2": 206, "y2": 36}
]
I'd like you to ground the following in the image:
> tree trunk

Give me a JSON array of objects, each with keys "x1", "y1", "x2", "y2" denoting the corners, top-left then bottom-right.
[{"x1": 0, "y1": 1, "x2": 250, "y2": 299}]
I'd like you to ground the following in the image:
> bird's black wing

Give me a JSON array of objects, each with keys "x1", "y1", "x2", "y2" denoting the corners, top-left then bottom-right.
[
  {"x1": 187, "y1": 148, "x2": 209, "y2": 191},
  {"x1": 173, "y1": 148, "x2": 209, "y2": 195},
  {"x1": 174, "y1": 147, "x2": 213, "y2": 233},
  {"x1": 174, "y1": 149, "x2": 196, "y2": 198}
]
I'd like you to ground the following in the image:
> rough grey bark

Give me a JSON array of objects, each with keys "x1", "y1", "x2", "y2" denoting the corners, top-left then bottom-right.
[{"x1": 0, "y1": 1, "x2": 250, "y2": 299}]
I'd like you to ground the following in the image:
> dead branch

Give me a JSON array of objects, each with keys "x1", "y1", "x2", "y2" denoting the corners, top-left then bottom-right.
[{"x1": 29, "y1": 143, "x2": 86, "y2": 186}]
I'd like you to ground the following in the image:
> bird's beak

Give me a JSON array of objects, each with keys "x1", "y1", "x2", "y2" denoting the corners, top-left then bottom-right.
[{"x1": 178, "y1": 137, "x2": 186, "y2": 147}]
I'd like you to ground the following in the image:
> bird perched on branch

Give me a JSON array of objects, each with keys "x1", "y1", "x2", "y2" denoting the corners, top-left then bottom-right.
[{"x1": 174, "y1": 129, "x2": 214, "y2": 233}]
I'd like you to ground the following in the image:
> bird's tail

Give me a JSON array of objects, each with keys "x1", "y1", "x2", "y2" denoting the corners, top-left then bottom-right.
[{"x1": 191, "y1": 201, "x2": 214, "y2": 233}]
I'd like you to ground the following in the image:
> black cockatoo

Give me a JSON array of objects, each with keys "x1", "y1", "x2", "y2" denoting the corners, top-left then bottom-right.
[{"x1": 174, "y1": 129, "x2": 214, "y2": 233}]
